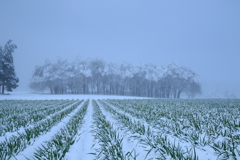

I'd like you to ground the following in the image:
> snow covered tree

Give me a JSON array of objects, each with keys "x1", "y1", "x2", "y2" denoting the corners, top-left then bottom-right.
[
  {"x1": 30, "y1": 59, "x2": 71, "y2": 94},
  {"x1": 30, "y1": 57, "x2": 201, "y2": 98},
  {"x1": 0, "y1": 40, "x2": 19, "y2": 94},
  {"x1": 159, "y1": 62, "x2": 200, "y2": 98},
  {"x1": 89, "y1": 58, "x2": 106, "y2": 94},
  {"x1": 29, "y1": 60, "x2": 51, "y2": 93}
]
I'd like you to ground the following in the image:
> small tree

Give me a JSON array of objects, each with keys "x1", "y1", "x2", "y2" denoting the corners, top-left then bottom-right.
[{"x1": 0, "y1": 40, "x2": 19, "y2": 94}]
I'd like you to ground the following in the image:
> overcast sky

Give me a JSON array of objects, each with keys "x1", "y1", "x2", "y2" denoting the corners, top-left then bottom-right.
[{"x1": 1, "y1": 0, "x2": 240, "y2": 97}]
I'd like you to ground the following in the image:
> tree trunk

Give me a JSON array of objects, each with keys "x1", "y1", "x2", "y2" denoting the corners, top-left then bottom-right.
[
  {"x1": 2, "y1": 81, "x2": 5, "y2": 94},
  {"x1": 177, "y1": 90, "x2": 182, "y2": 98}
]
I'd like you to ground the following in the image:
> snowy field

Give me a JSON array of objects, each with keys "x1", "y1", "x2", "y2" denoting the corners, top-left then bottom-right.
[
  {"x1": 0, "y1": 92, "x2": 148, "y2": 100},
  {"x1": 0, "y1": 92, "x2": 240, "y2": 160}
]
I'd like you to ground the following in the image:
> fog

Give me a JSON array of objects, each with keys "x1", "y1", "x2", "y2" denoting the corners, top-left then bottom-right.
[{"x1": 1, "y1": 0, "x2": 240, "y2": 97}]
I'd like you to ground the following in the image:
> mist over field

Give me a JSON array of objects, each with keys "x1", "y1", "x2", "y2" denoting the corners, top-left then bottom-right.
[{"x1": 1, "y1": 1, "x2": 240, "y2": 98}]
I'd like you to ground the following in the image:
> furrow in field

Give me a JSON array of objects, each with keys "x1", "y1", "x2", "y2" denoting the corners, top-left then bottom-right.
[
  {"x1": 96, "y1": 100, "x2": 152, "y2": 159},
  {"x1": 13, "y1": 100, "x2": 87, "y2": 160},
  {"x1": 64, "y1": 99, "x2": 96, "y2": 160},
  {"x1": 91, "y1": 100, "x2": 135, "y2": 159},
  {"x1": 0, "y1": 100, "x2": 83, "y2": 160},
  {"x1": 105, "y1": 99, "x2": 240, "y2": 160},
  {"x1": 0, "y1": 100, "x2": 78, "y2": 141},
  {"x1": 0, "y1": 100, "x2": 64, "y2": 120},
  {"x1": 99, "y1": 99, "x2": 215, "y2": 160}
]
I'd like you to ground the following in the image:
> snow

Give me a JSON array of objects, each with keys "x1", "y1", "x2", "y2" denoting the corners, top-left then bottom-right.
[
  {"x1": 1, "y1": 92, "x2": 239, "y2": 159},
  {"x1": 0, "y1": 92, "x2": 150, "y2": 100},
  {"x1": 64, "y1": 100, "x2": 96, "y2": 160},
  {"x1": 0, "y1": 92, "x2": 152, "y2": 159},
  {"x1": 11, "y1": 101, "x2": 84, "y2": 160}
]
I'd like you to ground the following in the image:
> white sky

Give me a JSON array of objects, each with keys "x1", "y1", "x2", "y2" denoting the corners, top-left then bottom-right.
[{"x1": 1, "y1": 0, "x2": 240, "y2": 97}]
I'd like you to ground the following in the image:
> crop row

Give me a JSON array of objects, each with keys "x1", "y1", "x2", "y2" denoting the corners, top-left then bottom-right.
[
  {"x1": 0, "y1": 100, "x2": 64, "y2": 119},
  {"x1": 0, "y1": 100, "x2": 83, "y2": 160},
  {"x1": 0, "y1": 100, "x2": 77, "y2": 136},
  {"x1": 99, "y1": 100, "x2": 198, "y2": 159},
  {"x1": 32, "y1": 100, "x2": 89, "y2": 160},
  {"x1": 106, "y1": 99, "x2": 240, "y2": 159},
  {"x1": 91, "y1": 100, "x2": 138, "y2": 159}
]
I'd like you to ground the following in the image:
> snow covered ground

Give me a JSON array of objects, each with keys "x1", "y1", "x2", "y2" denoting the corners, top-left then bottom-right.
[
  {"x1": 0, "y1": 91, "x2": 150, "y2": 100},
  {"x1": 0, "y1": 92, "x2": 239, "y2": 160},
  {"x1": 0, "y1": 92, "x2": 152, "y2": 160}
]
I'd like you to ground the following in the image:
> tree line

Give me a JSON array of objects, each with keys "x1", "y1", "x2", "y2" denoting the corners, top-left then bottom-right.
[
  {"x1": 0, "y1": 40, "x2": 19, "y2": 94},
  {"x1": 30, "y1": 57, "x2": 201, "y2": 98}
]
